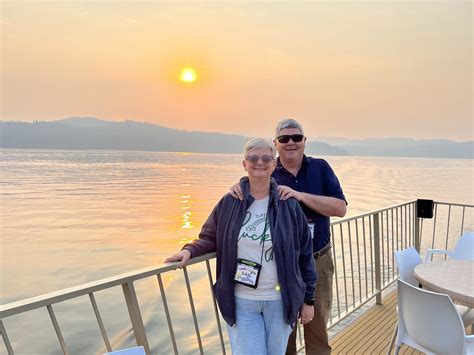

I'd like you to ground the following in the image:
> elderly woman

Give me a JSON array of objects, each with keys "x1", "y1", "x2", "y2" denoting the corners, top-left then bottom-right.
[{"x1": 165, "y1": 138, "x2": 316, "y2": 355}]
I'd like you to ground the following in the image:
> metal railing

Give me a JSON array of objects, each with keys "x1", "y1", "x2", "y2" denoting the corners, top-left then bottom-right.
[
  {"x1": 326, "y1": 200, "x2": 473, "y2": 330},
  {"x1": 1, "y1": 254, "x2": 225, "y2": 355},
  {"x1": 1, "y1": 200, "x2": 472, "y2": 354},
  {"x1": 325, "y1": 200, "x2": 417, "y2": 331}
]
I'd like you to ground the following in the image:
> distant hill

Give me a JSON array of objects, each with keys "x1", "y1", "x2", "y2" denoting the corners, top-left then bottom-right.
[
  {"x1": 1, "y1": 118, "x2": 246, "y2": 153},
  {"x1": 0, "y1": 117, "x2": 347, "y2": 155},
  {"x1": 316, "y1": 137, "x2": 473, "y2": 159},
  {"x1": 1, "y1": 118, "x2": 471, "y2": 158},
  {"x1": 304, "y1": 141, "x2": 348, "y2": 156}
]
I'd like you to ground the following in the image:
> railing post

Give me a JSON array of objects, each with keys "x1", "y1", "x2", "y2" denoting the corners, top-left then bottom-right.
[
  {"x1": 122, "y1": 282, "x2": 150, "y2": 354},
  {"x1": 414, "y1": 213, "x2": 421, "y2": 253},
  {"x1": 47, "y1": 305, "x2": 69, "y2": 355},
  {"x1": 373, "y1": 213, "x2": 382, "y2": 305},
  {"x1": 89, "y1": 293, "x2": 112, "y2": 352},
  {"x1": 0, "y1": 320, "x2": 14, "y2": 355}
]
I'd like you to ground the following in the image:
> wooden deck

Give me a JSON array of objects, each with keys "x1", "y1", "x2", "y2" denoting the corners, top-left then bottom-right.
[{"x1": 329, "y1": 291, "x2": 422, "y2": 354}]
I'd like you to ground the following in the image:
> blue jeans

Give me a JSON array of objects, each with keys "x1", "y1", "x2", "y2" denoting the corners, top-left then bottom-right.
[{"x1": 227, "y1": 297, "x2": 292, "y2": 355}]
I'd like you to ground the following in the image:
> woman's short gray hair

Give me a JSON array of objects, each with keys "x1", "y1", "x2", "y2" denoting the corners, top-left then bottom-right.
[
  {"x1": 275, "y1": 118, "x2": 304, "y2": 137},
  {"x1": 243, "y1": 138, "x2": 276, "y2": 158}
]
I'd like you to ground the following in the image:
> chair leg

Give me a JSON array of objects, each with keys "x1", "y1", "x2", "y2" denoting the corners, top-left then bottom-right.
[
  {"x1": 394, "y1": 345, "x2": 401, "y2": 355},
  {"x1": 387, "y1": 322, "x2": 398, "y2": 355}
]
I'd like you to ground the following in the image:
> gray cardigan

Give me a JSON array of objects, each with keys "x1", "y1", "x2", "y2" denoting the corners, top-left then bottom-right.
[{"x1": 183, "y1": 177, "x2": 316, "y2": 327}]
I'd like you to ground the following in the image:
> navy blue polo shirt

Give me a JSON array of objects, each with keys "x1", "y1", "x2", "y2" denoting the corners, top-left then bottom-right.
[{"x1": 272, "y1": 155, "x2": 347, "y2": 252}]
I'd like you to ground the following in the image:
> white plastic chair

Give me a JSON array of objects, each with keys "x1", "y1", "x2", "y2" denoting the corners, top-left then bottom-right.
[
  {"x1": 394, "y1": 247, "x2": 422, "y2": 286},
  {"x1": 395, "y1": 279, "x2": 474, "y2": 354},
  {"x1": 387, "y1": 247, "x2": 423, "y2": 354},
  {"x1": 424, "y1": 231, "x2": 474, "y2": 329},
  {"x1": 425, "y1": 231, "x2": 474, "y2": 262},
  {"x1": 396, "y1": 247, "x2": 473, "y2": 325},
  {"x1": 387, "y1": 247, "x2": 474, "y2": 354},
  {"x1": 103, "y1": 346, "x2": 145, "y2": 355}
]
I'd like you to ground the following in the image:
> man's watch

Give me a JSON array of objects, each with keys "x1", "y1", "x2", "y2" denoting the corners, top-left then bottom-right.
[{"x1": 304, "y1": 298, "x2": 315, "y2": 306}]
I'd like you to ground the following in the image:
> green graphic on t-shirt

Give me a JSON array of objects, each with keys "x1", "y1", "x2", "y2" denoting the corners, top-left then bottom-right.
[
  {"x1": 238, "y1": 211, "x2": 274, "y2": 262},
  {"x1": 264, "y1": 246, "x2": 274, "y2": 262}
]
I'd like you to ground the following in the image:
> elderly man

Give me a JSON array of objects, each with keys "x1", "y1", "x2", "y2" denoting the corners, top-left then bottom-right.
[{"x1": 232, "y1": 119, "x2": 347, "y2": 354}]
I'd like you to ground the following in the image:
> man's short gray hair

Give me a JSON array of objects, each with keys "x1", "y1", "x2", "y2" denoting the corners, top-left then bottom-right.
[
  {"x1": 275, "y1": 118, "x2": 305, "y2": 137},
  {"x1": 243, "y1": 138, "x2": 276, "y2": 158}
]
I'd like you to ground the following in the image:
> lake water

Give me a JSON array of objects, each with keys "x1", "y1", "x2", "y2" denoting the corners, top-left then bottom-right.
[{"x1": 1, "y1": 149, "x2": 473, "y2": 354}]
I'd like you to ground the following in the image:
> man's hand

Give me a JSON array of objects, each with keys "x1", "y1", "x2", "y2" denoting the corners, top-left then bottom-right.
[
  {"x1": 278, "y1": 185, "x2": 302, "y2": 201},
  {"x1": 299, "y1": 304, "x2": 314, "y2": 325},
  {"x1": 279, "y1": 185, "x2": 346, "y2": 217},
  {"x1": 165, "y1": 250, "x2": 192, "y2": 269},
  {"x1": 230, "y1": 183, "x2": 243, "y2": 201}
]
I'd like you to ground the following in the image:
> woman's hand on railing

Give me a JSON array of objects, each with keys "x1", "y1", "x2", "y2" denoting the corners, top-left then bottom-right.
[{"x1": 165, "y1": 250, "x2": 192, "y2": 269}]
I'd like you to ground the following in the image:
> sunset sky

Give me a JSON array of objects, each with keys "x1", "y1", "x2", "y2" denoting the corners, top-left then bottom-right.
[{"x1": 1, "y1": 1, "x2": 472, "y2": 141}]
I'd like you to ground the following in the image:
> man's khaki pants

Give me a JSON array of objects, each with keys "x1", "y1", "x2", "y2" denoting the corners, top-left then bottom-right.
[{"x1": 286, "y1": 250, "x2": 334, "y2": 355}]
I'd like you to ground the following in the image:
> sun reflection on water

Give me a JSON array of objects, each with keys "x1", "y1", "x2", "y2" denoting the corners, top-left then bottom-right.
[{"x1": 178, "y1": 189, "x2": 195, "y2": 245}]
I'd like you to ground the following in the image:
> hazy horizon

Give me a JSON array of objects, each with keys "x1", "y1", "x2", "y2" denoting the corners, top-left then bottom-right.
[
  {"x1": 2, "y1": 115, "x2": 472, "y2": 143},
  {"x1": 1, "y1": 1, "x2": 472, "y2": 141}
]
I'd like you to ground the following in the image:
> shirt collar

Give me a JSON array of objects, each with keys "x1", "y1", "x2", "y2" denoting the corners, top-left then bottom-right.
[
  {"x1": 239, "y1": 176, "x2": 279, "y2": 208},
  {"x1": 276, "y1": 154, "x2": 309, "y2": 172}
]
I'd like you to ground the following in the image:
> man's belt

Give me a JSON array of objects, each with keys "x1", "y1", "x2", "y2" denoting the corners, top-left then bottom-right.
[{"x1": 314, "y1": 243, "x2": 332, "y2": 259}]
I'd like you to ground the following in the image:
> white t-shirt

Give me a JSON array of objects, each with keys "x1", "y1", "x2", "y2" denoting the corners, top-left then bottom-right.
[{"x1": 234, "y1": 196, "x2": 281, "y2": 300}]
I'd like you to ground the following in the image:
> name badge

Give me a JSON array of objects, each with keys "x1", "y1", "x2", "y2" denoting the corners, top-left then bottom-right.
[
  {"x1": 308, "y1": 223, "x2": 315, "y2": 239},
  {"x1": 234, "y1": 258, "x2": 262, "y2": 289}
]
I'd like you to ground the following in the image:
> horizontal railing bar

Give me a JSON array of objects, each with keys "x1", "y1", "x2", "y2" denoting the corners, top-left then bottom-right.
[
  {"x1": 0, "y1": 252, "x2": 216, "y2": 318},
  {"x1": 331, "y1": 200, "x2": 416, "y2": 225},
  {"x1": 331, "y1": 200, "x2": 473, "y2": 231},
  {"x1": 435, "y1": 201, "x2": 474, "y2": 208}
]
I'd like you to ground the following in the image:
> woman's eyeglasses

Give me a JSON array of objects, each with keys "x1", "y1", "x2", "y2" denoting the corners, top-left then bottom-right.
[
  {"x1": 246, "y1": 155, "x2": 274, "y2": 164},
  {"x1": 275, "y1": 134, "x2": 305, "y2": 144}
]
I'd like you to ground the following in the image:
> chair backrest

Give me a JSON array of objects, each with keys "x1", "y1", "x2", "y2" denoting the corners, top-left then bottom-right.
[
  {"x1": 394, "y1": 247, "x2": 422, "y2": 286},
  {"x1": 397, "y1": 279, "x2": 465, "y2": 354},
  {"x1": 104, "y1": 346, "x2": 145, "y2": 355},
  {"x1": 453, "y1": 231, "x2": 474, "y2": 260}
]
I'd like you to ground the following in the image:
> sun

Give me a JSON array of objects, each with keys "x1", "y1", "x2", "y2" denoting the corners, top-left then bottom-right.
[{"x1": 179, "y1": 67, "x2": 197, "y2": 83}]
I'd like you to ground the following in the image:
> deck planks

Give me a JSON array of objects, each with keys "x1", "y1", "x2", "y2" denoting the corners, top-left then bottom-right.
[{"x1": 329, "y1": 291, "x2": 422, "y2": 354}]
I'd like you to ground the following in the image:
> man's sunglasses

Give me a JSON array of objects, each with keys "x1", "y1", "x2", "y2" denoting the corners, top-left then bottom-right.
[
  {"x1": 246, "y1": 155, "x2": 275, "y2": 164},
  {"x1": 275, "y1": 134, "x2": 305, "y2": 144}
]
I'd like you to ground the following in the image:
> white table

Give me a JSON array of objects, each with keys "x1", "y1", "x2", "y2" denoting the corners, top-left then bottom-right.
[{"x1": 414, "y1": 259, "x2": 474, "y2": 308}]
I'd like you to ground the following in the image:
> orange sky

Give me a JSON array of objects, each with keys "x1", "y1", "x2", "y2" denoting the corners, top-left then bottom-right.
[{"x1": 1, "y1": 1, "x2": 472, "y2": 141}]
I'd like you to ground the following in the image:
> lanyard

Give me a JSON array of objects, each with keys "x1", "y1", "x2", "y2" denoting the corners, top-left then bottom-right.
[{"x1": 259, "y1": 215, "x2": 269, "y2": 265}]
